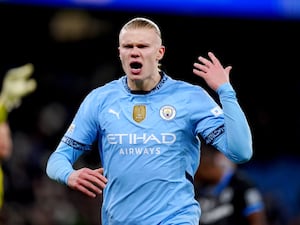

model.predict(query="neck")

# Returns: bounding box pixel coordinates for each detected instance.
[128,72,162,91]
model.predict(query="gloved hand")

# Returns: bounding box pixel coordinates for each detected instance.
[0,63,37,123]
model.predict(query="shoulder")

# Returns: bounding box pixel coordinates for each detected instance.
[77,77,125,109]
[87,77,124,97]
[164,73,206,94]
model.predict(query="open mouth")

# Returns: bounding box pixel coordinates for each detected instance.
[129,62,143,75]
[130,62,142,69]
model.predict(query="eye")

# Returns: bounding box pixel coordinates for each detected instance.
[123,44,133,49]
[137,44,147,49]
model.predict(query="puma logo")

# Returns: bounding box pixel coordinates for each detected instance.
[108,108,120,119]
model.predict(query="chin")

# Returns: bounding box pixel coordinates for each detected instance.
[128,74,142,80]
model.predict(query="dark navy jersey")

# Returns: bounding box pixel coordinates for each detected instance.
[195,170,265,225]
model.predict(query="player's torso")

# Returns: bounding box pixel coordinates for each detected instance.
[99,87,201,224]
[99,90,195,174]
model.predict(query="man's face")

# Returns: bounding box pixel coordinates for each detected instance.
[118,28,165,82]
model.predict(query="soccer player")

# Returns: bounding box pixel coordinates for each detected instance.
[0,63,37,209]
[46,17,253,225]
[194,144,268,225]
[0,121,12,209]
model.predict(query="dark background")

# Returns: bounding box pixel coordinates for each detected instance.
[1,3,300,160]
[0,2,300,225]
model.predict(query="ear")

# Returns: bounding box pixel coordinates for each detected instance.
[157,45,165,61]
[118,46,121,58]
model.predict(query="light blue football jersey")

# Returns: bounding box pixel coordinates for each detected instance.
[47,73,252,225]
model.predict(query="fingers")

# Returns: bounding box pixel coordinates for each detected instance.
[197,55,213,69]
[23,79,37,94]
[68,167,108,198]
[193,52,220,72]
[10,63,37,94]
[192,55,211,78]
[207,52,222,67]
[1,63,37,111]
[6,63,34,80]
[76,179,100,198]
[94,168,108,183]
[193,52,231,91]
[225,65,232,74]
[87,168,108,190]
[193,62,207,76]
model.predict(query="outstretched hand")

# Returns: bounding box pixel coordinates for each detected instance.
[67,167,107,198]
[0,63,37,112]
[193,52,232,91]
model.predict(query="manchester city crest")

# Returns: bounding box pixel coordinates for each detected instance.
[160,105,176,120]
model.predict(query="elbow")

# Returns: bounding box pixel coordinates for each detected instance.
[233,151,252,164]
[228,143,253,164]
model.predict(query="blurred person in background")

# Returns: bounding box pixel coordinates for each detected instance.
[46,17,253,225]
[0,122,12,210]
[0,63,36,210]
[194,144,268,225]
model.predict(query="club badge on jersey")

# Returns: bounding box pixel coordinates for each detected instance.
[160,105,176,121]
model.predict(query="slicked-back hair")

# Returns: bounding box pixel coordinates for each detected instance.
[120,17,162,41]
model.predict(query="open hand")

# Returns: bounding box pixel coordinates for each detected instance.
[0,63,37,111]
[193,52,232,91]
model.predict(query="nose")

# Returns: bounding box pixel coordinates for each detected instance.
[130,47,140,57]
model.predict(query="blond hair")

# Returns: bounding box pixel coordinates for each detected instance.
[120,17,162,41]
